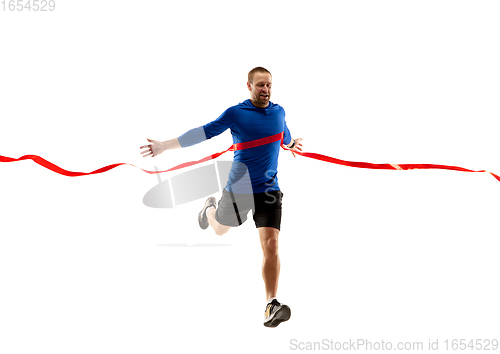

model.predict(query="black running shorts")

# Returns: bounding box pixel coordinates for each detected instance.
[214,189,284,230]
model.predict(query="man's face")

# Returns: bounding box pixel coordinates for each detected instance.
[247,72,272,108]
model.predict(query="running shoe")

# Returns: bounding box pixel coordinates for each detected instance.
[263,299,291,327]
[198,197,216,230]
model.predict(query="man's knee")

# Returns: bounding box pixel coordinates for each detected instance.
[263,235,279,256]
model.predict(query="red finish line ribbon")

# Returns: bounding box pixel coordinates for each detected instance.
[1,131,499,182]
[0,150,231,177]
[279,146,500,182]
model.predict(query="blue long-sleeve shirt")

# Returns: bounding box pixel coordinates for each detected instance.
[178,99,292,193]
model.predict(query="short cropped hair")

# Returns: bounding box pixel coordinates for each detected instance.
[248,67,272,84]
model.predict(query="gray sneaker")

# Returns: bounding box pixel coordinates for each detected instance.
[198,197,216,230]
[263,299,291,327]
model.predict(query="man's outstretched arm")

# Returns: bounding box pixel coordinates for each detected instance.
[140,137,181,158]
[140,126,208,158]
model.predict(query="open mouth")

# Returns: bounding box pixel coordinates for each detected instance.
[260,95,269,99]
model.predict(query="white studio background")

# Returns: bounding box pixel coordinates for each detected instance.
[1,1,499,353]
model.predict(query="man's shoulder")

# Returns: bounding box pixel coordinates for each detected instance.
[217,103,241,118]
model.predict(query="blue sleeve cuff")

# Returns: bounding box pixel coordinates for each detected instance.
[177,126,207,148]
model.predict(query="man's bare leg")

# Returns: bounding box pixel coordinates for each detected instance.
[206,207,231,236]
[259,227,280,301]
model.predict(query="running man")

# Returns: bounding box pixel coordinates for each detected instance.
[140,67,302,327]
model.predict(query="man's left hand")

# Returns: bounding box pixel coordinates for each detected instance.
[287,138,303,158]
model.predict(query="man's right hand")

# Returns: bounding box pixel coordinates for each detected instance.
[140,138,166,158]
[140,138,181,157]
